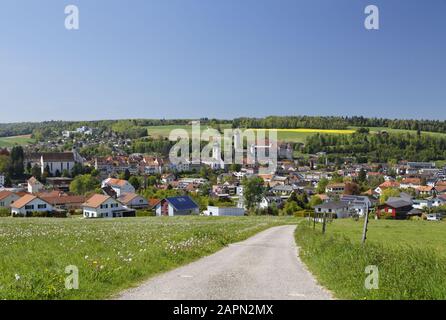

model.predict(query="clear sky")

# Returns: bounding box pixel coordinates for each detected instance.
[0,0,445,122]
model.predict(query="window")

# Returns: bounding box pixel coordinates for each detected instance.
[38,204,47,209]
[0,202,4,207]
[25,205,34,210]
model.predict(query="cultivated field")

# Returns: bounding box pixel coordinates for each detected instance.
[295,219,446,300]
[146,124,446,144]
[0,135,34,147]
[0,216,298,300]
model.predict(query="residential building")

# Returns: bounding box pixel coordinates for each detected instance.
[82,194,135,218]
[117,193,150,209]
[27,177,44,194]
[101,178,135,197]
[39,194,86,211]
[314,201,350,219]
[154,196,199,216]
[340,195,372,216]
[325,183,346,195]
[0,191,20,209]
[259,196,283,210]
[11,194,54,217]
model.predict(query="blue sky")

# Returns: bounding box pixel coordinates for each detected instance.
[0,0,445,122]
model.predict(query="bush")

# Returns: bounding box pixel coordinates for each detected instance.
[0,208,11,217]
[136,210,155,217]
[18,211,68,218]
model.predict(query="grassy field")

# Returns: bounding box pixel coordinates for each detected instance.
[295,219,446,300]
[146,124,446,144]
[0,135,34,147]
[0,216,298,300]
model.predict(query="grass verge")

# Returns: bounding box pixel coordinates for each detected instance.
[295,223,446,300]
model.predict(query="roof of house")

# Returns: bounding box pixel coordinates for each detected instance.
[384,199,413,209]
[117,192,141,204]
[378,181,401,189]
[401,178,421,185]
[11,194,50,209]
[0,190,18,201]
[104,178,129,187]
[40,194,86,205]
[28,177,42,185]
[83,194,113,208]
[41,153,75,162]
[164,196,198,210]
[315,201,349,210]
[148,198,160,208]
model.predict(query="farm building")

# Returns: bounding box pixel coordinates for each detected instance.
[203,206,245,217]
[155,196,199,216]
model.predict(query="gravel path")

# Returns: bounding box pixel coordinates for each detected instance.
[117,225,332,300]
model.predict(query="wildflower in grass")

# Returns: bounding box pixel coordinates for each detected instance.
[14,274,20,281]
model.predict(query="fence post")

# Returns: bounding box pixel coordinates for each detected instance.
[322,212,327,234]
[362,209,369,244]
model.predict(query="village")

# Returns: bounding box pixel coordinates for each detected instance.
[1,124,446,222]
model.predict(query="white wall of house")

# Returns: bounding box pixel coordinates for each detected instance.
[11,198,53,216]
[83,198,124,218]
[28,182,43,194]
[0,194,20,209]
[41,160,75,176]
[124,195,149,208]
[204,206,245,216]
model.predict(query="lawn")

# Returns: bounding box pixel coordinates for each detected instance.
[0,216,298,300]
[0,135,34,147]
[295,219,446,299]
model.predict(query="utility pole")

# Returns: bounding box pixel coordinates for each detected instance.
[362,204,370,244]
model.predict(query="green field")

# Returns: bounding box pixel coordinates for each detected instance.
[0,216,298,300]
[0,135,34,147]
[295,219,446,299]
[146,125,446,144]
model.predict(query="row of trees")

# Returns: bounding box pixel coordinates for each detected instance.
[231,116,446,134]
[305,131,446,162]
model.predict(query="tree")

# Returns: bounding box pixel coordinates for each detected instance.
[316,178,329,194]
[124,169,131,181]
[0,155,11,175]
[284,201,301,216]
[358,169,367,184]
[69,174,100,195]
[9,146,24,178]
[344,182,360,195]
[309,195,323,208]
[380,188,400,204]
[128,176,141,191]
[199,183,211,196]
[242,176,264,210]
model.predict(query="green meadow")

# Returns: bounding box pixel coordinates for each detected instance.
[0,216,298,300]
[0,135,35,148]
[295,219,446,300]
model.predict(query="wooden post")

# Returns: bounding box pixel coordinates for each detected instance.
[322,212,327,234]
[313,212,316,230]
[362,208,370,244]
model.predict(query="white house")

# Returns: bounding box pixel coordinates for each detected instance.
[117,192,149,209]
[27,177,44,194]
[259,196,283,210]
[11,194,53,216]
[203,206,245,217]
[0,190,20,209]
[155,196,199,216]
[101,178,135,197]
[82,194,135,218]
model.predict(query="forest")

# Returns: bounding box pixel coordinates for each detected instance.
[304,131,446,162]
